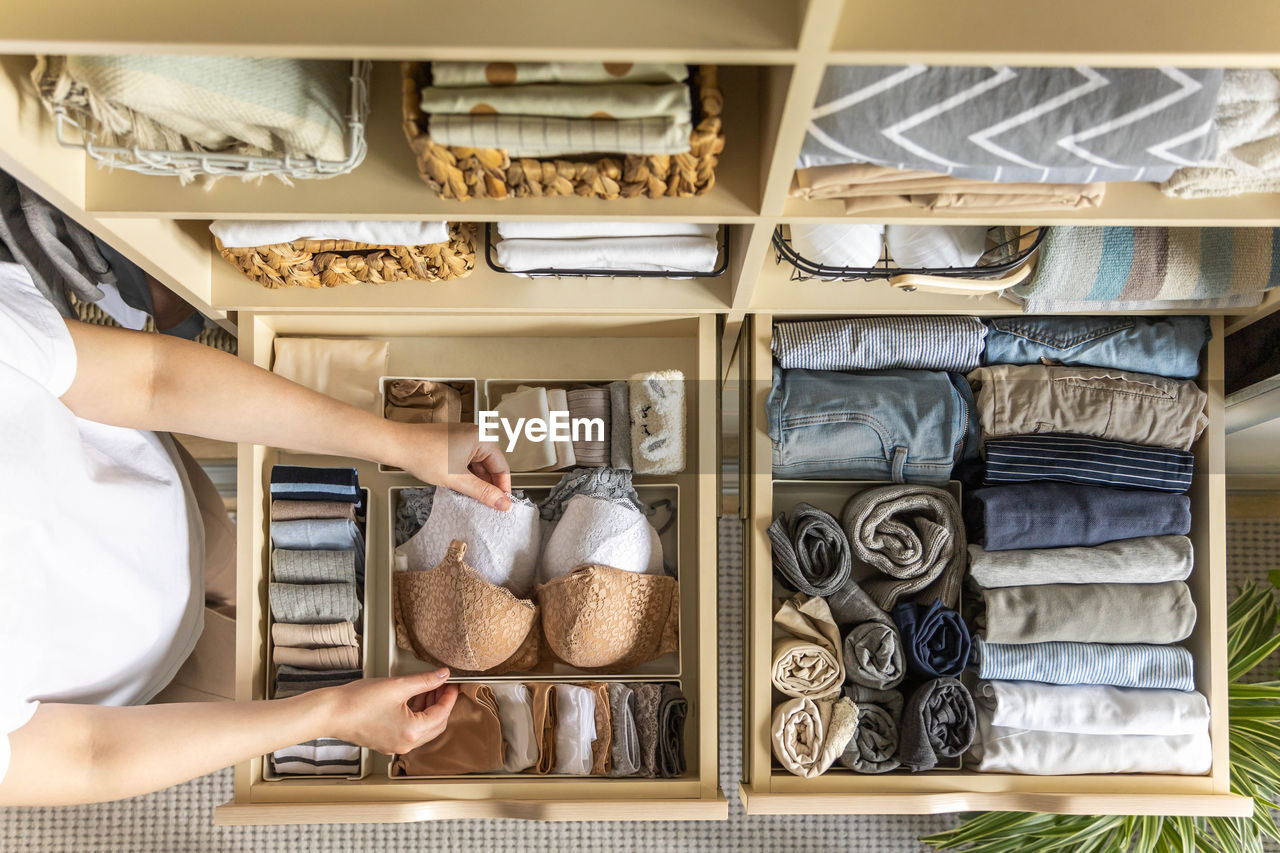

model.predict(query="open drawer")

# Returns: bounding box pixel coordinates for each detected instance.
[740,313,1251,817]
[218,311,726,825]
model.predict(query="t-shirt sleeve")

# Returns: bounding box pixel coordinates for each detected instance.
[0,262,77,397]
[0,700,39,785]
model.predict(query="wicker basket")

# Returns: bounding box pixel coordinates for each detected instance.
[216,223,476,289]
[401,63,725,201]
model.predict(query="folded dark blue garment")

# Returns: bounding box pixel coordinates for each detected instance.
[965,482,1192,551]
[271,465,361,504]
[984,434,1193,493]
[893,600,970,680]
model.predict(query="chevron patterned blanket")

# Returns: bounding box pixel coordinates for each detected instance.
[799,65,1224,184]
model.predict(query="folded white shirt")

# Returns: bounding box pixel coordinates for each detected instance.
[976,680,1210,736]
[211,220,450,248]
[494,236,719,273]
[553,684,597,775]
[496,222,718,240]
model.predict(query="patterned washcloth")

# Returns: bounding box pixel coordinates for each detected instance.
[420,83,691,120]
[1013,227,1280,308]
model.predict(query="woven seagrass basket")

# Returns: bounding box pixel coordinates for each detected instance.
[401,63,725,201]
[216,223,476,289]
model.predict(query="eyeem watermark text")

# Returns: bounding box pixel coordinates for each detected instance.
[477,410,606,452]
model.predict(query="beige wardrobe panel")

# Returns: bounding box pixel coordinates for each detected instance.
[739,313,1250,818]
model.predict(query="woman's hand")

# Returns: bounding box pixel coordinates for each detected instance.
[385,422,513,511]
[320,669,459,756]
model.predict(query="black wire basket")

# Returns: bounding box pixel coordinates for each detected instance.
[485,222,730,279]
[773,225,1045,288]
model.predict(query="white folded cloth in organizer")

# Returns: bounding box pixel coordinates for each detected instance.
[553,684,597,775]
[546,387,577,470]
[539,494,663,583]
[494,236,719,273]
[394,486,541,598]
[885,224,987,269]
[496,386,557,472]
[974,680,1211,736]
[209,220,450,248]
[788,223,884,270]
[971,711,1213,775]
[490,682,539,773]
[495,222,718,240]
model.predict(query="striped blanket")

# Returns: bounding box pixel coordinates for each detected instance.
[1014,226,1280,309]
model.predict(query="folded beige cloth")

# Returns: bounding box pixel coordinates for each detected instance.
[384,379,467,424]
[420,83,691,120]
[271,621,359,648]
[272,338,389,416]
[771,593,845,699]
[272,644,361,670]
[793,162,1105,215]
[771,696,857,778]
[429,61,689,87]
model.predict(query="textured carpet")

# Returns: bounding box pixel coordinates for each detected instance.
[2,517,1276,852]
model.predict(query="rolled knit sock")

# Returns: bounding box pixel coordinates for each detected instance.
[609,380,633,470]
[272,549,356,584]
[269,582,360,624]
[566,387,611,467]
[272,644,361,670]
[630,370,685,475]
[271,621,359,648]
[270,500,356,522]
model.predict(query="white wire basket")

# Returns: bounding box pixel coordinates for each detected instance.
[50,59,371,180]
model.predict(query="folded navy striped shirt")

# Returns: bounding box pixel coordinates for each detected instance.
[270,465,361,503]
[984,434,1193,493]
[772,316,987,373]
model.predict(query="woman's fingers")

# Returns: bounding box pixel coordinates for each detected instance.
[446,471,511,511]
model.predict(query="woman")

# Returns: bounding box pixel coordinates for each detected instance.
[0,261,512,805]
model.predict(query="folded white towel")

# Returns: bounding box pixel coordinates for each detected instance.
[496,222,718,240]
[490,683,539,773]
[789,223,884,270]
[540,494,662,583]
[494,236,719,273]
[554,684,597,775]
[210,220,450,248]
[396,486,541,598]
[972,711,1213,775]
[885,225,987,269]
[975,680,1210,736]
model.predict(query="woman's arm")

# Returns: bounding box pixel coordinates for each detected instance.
[0,672,458,806]
[57,320,511,508]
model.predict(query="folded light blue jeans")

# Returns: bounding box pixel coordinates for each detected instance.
[983,316,1210,379]
[768,365,978,484]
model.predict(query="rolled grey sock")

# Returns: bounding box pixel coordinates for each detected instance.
[839,701,902,774]
[896,677,976,772]
[768,502,851,597]
[269,582,361,624]
[272,549,356,584]
[606,683,641,777]
[609,380,632,470]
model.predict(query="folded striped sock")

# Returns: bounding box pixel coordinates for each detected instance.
[270,465,361,504]
[271,738,362,776]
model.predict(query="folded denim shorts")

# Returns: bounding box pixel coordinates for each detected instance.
[768,365,978,484]
[983,316,1210,379]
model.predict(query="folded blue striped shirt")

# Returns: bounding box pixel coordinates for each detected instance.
[270,464,361,503]
[977,638,1195,691]
[773,316,987,373]
[984,434,1193,493]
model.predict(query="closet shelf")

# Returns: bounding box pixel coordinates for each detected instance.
[782,183,1280,226]
[831,0,1280,67]
[83,62,763,221]
[210,249,734,313]
[0,0,802,62]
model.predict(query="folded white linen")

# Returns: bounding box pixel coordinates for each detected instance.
[497,386,557,472]
[789,223,884,270]
[971,711,1212,775]
[975,680,1210,736]
[885,224,987,269]
[210,220,450,248]
[494,236,719,273]
[490,682,539,773]
[553,684,597,775]
[496,222,718,240]
[539,494,662,583]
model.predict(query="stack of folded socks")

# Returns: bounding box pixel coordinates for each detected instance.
[267,464,366,777]
[793,65,1223,215]
[496,372,684,475]
[390,680,688,779]
[964,315,1213,776]
[768,484,977,776]
[493,222,720,275]
[421,61,694,157]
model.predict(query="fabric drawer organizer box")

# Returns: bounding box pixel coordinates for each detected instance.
[213,222,477,289]
[740,312,1248,818]
[401,62,725,200]
[220,311,724,825]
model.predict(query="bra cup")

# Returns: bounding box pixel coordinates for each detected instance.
[393,539,539,674]
[540,495,656,583]
[537,564,679,672]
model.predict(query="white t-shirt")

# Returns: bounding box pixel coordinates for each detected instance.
[0,263,202,784]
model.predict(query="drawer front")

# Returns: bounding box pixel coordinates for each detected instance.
[222,312,726,825]
[742,313,1251,818]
